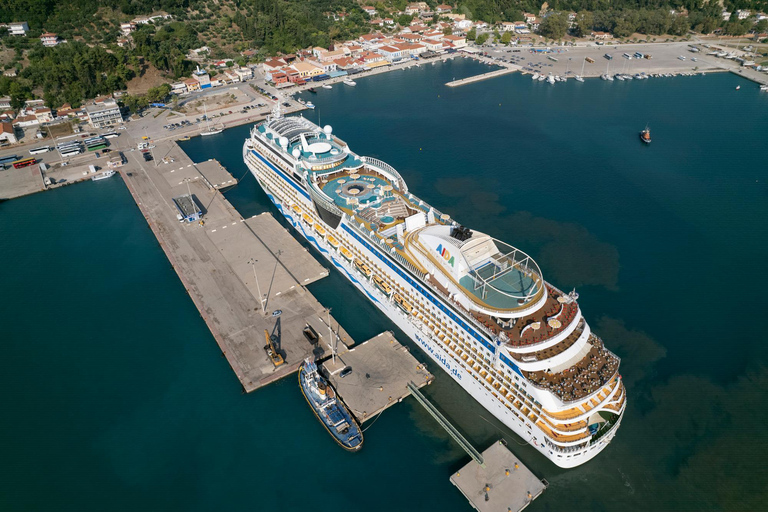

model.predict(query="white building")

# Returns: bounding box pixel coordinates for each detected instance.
[85,100,122,128]
[40,33,60,47]
[0,122,17,144]
[9,22,29,36]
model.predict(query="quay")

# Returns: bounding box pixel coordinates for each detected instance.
[322,332,433,423]
[119,137,358,392]
[446,65,520,88]
[450,440,548,512]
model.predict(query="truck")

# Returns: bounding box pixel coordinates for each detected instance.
[303,324,319,345]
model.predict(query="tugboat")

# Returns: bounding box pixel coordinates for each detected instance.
[639,126,651,144]
[299,359,363,451]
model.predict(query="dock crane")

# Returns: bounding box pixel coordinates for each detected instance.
[264,329,285,367]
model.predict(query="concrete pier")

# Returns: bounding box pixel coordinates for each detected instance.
[450,441,547,512]
[119,138,356,392]
[445,66,520,87]
[322,332,433,423]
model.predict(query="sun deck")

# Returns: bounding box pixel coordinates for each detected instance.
[525,335,620,402]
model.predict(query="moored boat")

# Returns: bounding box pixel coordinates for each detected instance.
[314,223,326,238]
[343,79,356,87]
[305,102,316,110]
[244,104,627,469]
[92,170,115,181]
[299,359,363,451]
[327,235,340,249]
[302,213,313,225]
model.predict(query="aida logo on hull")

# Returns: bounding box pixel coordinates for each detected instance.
[435,244,455,267]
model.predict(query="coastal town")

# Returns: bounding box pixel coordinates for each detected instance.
[2,3,768,153]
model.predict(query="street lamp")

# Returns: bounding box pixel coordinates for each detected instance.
[247,258,266,314]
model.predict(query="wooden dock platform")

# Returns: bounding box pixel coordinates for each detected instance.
[450,440,547,512]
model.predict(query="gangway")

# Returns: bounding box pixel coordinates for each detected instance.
[406,382,484,466]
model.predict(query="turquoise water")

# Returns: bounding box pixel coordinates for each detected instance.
[3,58,767,510]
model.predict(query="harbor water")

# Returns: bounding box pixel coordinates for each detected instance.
[2,58,767,511]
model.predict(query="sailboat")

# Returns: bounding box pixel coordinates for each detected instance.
[575,58,586,82]
[200,102,222,136]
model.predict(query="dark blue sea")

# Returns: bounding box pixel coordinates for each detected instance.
[2,58,767,511]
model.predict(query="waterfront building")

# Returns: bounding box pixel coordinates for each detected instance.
[0,122,18,144]
[442,34,467,48]
[362,6,377,16]
[436,4,453,14]
[85,100,122,128]
[0,97,11,111]
[243,109,626,468]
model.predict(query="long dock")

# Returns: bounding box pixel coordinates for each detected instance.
[119,138,355,392]
[445,66,519,87]
[450,440,548,512]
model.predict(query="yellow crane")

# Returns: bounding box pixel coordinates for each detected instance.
[264,329,285,367]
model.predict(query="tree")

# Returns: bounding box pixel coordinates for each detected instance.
[501,31,512,44]
[476,33,489,45]
[756,19,768,33]
[443,26,452,35]
[574,12,594,38]
[538,13,568,40]
[467,28,477,41]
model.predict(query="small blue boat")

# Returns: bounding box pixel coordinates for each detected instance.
[299,359,363,451]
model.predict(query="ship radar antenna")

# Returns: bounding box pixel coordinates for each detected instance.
[269,98,283,121]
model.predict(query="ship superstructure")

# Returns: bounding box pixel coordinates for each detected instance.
[243,106,626,468]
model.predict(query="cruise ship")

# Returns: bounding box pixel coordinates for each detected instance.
[243,106,626,468]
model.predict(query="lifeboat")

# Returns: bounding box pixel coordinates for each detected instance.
[354,259,372,278]
[340,246,353,262]
[314,223,326,238]
[393,293,413,314]
[291,204,301,215]
[327,235,340,249]
[302,213,313,225]
[372,275,392,297]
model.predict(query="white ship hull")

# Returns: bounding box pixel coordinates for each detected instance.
[243,142,624,468]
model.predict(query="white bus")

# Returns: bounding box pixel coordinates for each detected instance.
[60,148,82,157]
[29,146,51,155]
[102,132,119,139]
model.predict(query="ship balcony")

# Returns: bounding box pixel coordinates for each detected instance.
[525,335,621,405]
[540,374,623,422]
[535,420,591,445]
[506,319,587,368]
